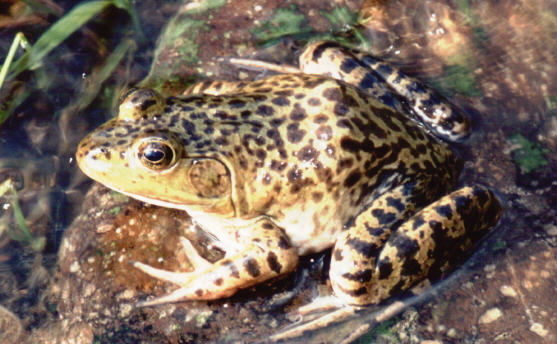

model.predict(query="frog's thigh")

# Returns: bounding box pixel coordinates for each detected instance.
[330,186,502,306]
[134,219,298,304]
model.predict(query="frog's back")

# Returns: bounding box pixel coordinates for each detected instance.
[192,73,460,223]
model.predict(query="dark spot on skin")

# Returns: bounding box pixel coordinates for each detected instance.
[139,98,157,111]
[278,237,291,250]
[181,119,196,134]
[270,117,286,127]
[266,129,284,146]
[345,237,379,259]
[307,97,321,106]
[262,173,272,185]
[272,96,290,106]
[270,160,287,172]
[244,258,261,278]
[376,63,394,76]
[336,118,353,129]
[195,289,204,297]
[214,278,223,286]
[312,191,323,202]
[401,257,423,277]
[313,114,329,123]
[310,41,341,61]
[357,73,379,90]
[215,136,228,145]
[340,57,360,73]
[342,269,372,282]
[289,104,307,121]
[343,286,368,297]
[386,197,406,213]
[455,195,472,211]
[298,145,318,161]
[390,235,420,259]
[255,149,267,161]
[256,104,275,117]
[371,209,397,226]
[344,170,362,187]
[434,204,453,220]
[191,112,208,120]
[315,125,333,141]
[262,222,273,230]
[266,252,282,274]
[238,155,248,170]
[322,87,343,102]
[378,257,393,279]
[315,166,333,183]
[340,137,362,153]
[275,90,293,97]
[228,99,246,108]
[338,158,354,172]
[287,123,306,143]
[365,226,386,238]
[333,102,349,116]
[287,167,302,182]
[415,143,427,155]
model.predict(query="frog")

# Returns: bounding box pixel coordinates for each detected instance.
[75,41,502,331]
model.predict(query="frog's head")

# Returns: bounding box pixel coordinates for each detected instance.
[76,89,235,216]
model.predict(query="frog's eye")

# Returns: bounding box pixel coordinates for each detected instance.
[137,140,176,170]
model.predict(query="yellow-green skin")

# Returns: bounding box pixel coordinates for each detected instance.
[76,41,502,307]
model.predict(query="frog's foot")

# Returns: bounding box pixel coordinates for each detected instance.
[131,237,215,307]
[271,304,359,341]
[132,219,299,307]
[270,297,413,342]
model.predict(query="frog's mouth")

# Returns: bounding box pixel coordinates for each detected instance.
[112,187,193,212]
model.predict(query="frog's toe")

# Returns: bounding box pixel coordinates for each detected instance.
[134,287,197,308]
[131,260,194,285]
[178,236,212,270]
[271,305,358,341]
[294,295,344,315]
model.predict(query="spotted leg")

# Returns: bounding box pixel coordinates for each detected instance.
[132,218,298,307]
[272,186,502,340]
[298,41,470,142]
[331,185,502,306]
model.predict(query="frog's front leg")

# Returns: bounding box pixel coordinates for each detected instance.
[331,185,503,306]
[132,218,299,307]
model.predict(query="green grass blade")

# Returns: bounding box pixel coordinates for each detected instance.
[0,33,26,90]
[9,0,112,78]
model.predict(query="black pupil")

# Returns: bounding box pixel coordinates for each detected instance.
[143,143,170,163]
[145,148,164,162]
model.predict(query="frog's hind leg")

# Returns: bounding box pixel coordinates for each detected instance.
[299,41,470,142]
[272,186,502,341]
[331,185,502,307]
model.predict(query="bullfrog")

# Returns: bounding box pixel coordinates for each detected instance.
[76,41,502,320]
